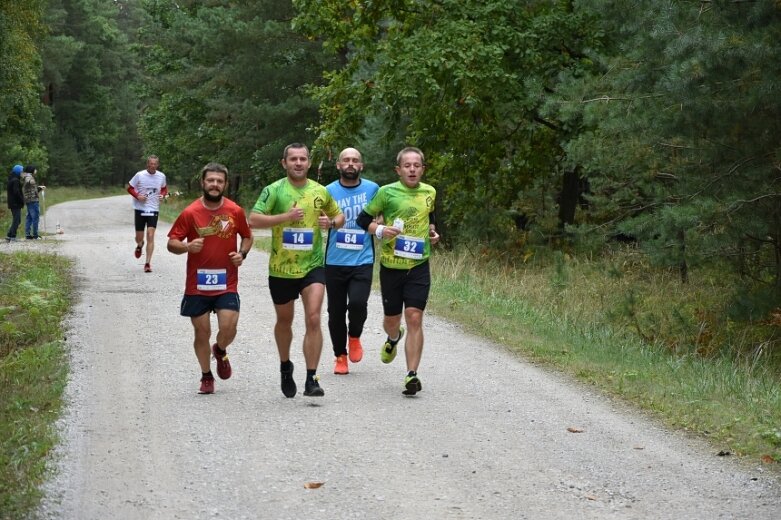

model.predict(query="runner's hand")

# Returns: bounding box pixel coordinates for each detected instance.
[188,237,205,253]
[228,251,244,266]
[288,201,304,222]
[429,228,440,245]
[380,225,401,239]
[318,210,331,230]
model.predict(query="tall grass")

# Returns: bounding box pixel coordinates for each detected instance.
[0,252,72,516]
[428,245,781,463]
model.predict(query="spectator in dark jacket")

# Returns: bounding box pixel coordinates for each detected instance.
[6,164,25,242]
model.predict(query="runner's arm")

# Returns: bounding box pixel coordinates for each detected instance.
[249,203,305,228]
[323,212,345,230]
[249,211,285,229]
[356,210,374,232]
[238,235,253,258]
[167,238,188,255]
[429,212,439,245]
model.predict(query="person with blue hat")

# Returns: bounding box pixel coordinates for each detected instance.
[6,164,25,242]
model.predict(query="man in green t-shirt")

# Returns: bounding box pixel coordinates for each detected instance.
[356,146,440,395]
[249,143,344,398]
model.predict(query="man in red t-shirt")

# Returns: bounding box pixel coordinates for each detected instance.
[167,163,253,394]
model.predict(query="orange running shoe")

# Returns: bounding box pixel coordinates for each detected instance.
[334,354,349,374]
[348,336,363,363]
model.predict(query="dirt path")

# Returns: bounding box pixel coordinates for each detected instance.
[32,196,780,519]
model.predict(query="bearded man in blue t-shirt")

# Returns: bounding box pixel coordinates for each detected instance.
[324,147,380,375]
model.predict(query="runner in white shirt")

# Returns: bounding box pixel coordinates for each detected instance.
[127,155,168,272]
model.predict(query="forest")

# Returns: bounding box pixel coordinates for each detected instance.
[2,0,780,328]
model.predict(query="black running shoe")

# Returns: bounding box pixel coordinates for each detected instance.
[402,374,422,396]
[303,376,324,397]
[281,362,296,398]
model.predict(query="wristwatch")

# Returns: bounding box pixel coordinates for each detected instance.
[240,250,248,259]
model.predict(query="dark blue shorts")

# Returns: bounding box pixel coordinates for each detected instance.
[180,292,240,317]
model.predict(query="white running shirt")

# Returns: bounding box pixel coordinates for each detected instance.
[128,169,167,213]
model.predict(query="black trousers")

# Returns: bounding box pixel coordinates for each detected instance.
[6,207,21,238]
[325,264,373,356]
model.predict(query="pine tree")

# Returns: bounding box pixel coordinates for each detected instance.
[137,0,336,197]
[0,0,49,170]
[560,0,781,301]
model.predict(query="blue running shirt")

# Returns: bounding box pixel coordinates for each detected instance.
[325,178,380,266]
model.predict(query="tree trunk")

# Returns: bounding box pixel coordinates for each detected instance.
[774,233,781,294]
[679,229,688,284]
[557,169,580,227]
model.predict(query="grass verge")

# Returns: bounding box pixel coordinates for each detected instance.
[0,251,72,517]
[428,247,781,464]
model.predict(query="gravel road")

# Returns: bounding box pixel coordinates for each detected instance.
[28,196,780,519]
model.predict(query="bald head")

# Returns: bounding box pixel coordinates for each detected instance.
[336,147,363,183]
[339,147,362,162]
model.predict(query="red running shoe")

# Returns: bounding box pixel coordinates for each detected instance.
[144,263,152,273]
[348,336,363,363]
[334,354,348,375]
[134,243,143,258]
[199,375,215,394]
[212,343,232,380]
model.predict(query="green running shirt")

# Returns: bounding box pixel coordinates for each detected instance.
[363,181,436,270]
[252,177,341,279]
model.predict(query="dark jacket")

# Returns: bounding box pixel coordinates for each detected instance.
[6,173,24,209]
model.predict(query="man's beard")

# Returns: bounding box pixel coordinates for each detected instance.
[203,189,223,202]
[340,168,359,181]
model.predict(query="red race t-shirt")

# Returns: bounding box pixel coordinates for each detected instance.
[168,197,252,296]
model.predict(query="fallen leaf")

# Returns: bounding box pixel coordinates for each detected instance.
[717,450,731,457]
[585,495,598,501]
[304,481,325,489]
[760,455,776,464]
[567,427,585,433]
[633,445,645,450]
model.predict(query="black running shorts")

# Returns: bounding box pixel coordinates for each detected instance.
[134,210,160,231]
[379,261,430,315]
[268,267,326,305]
